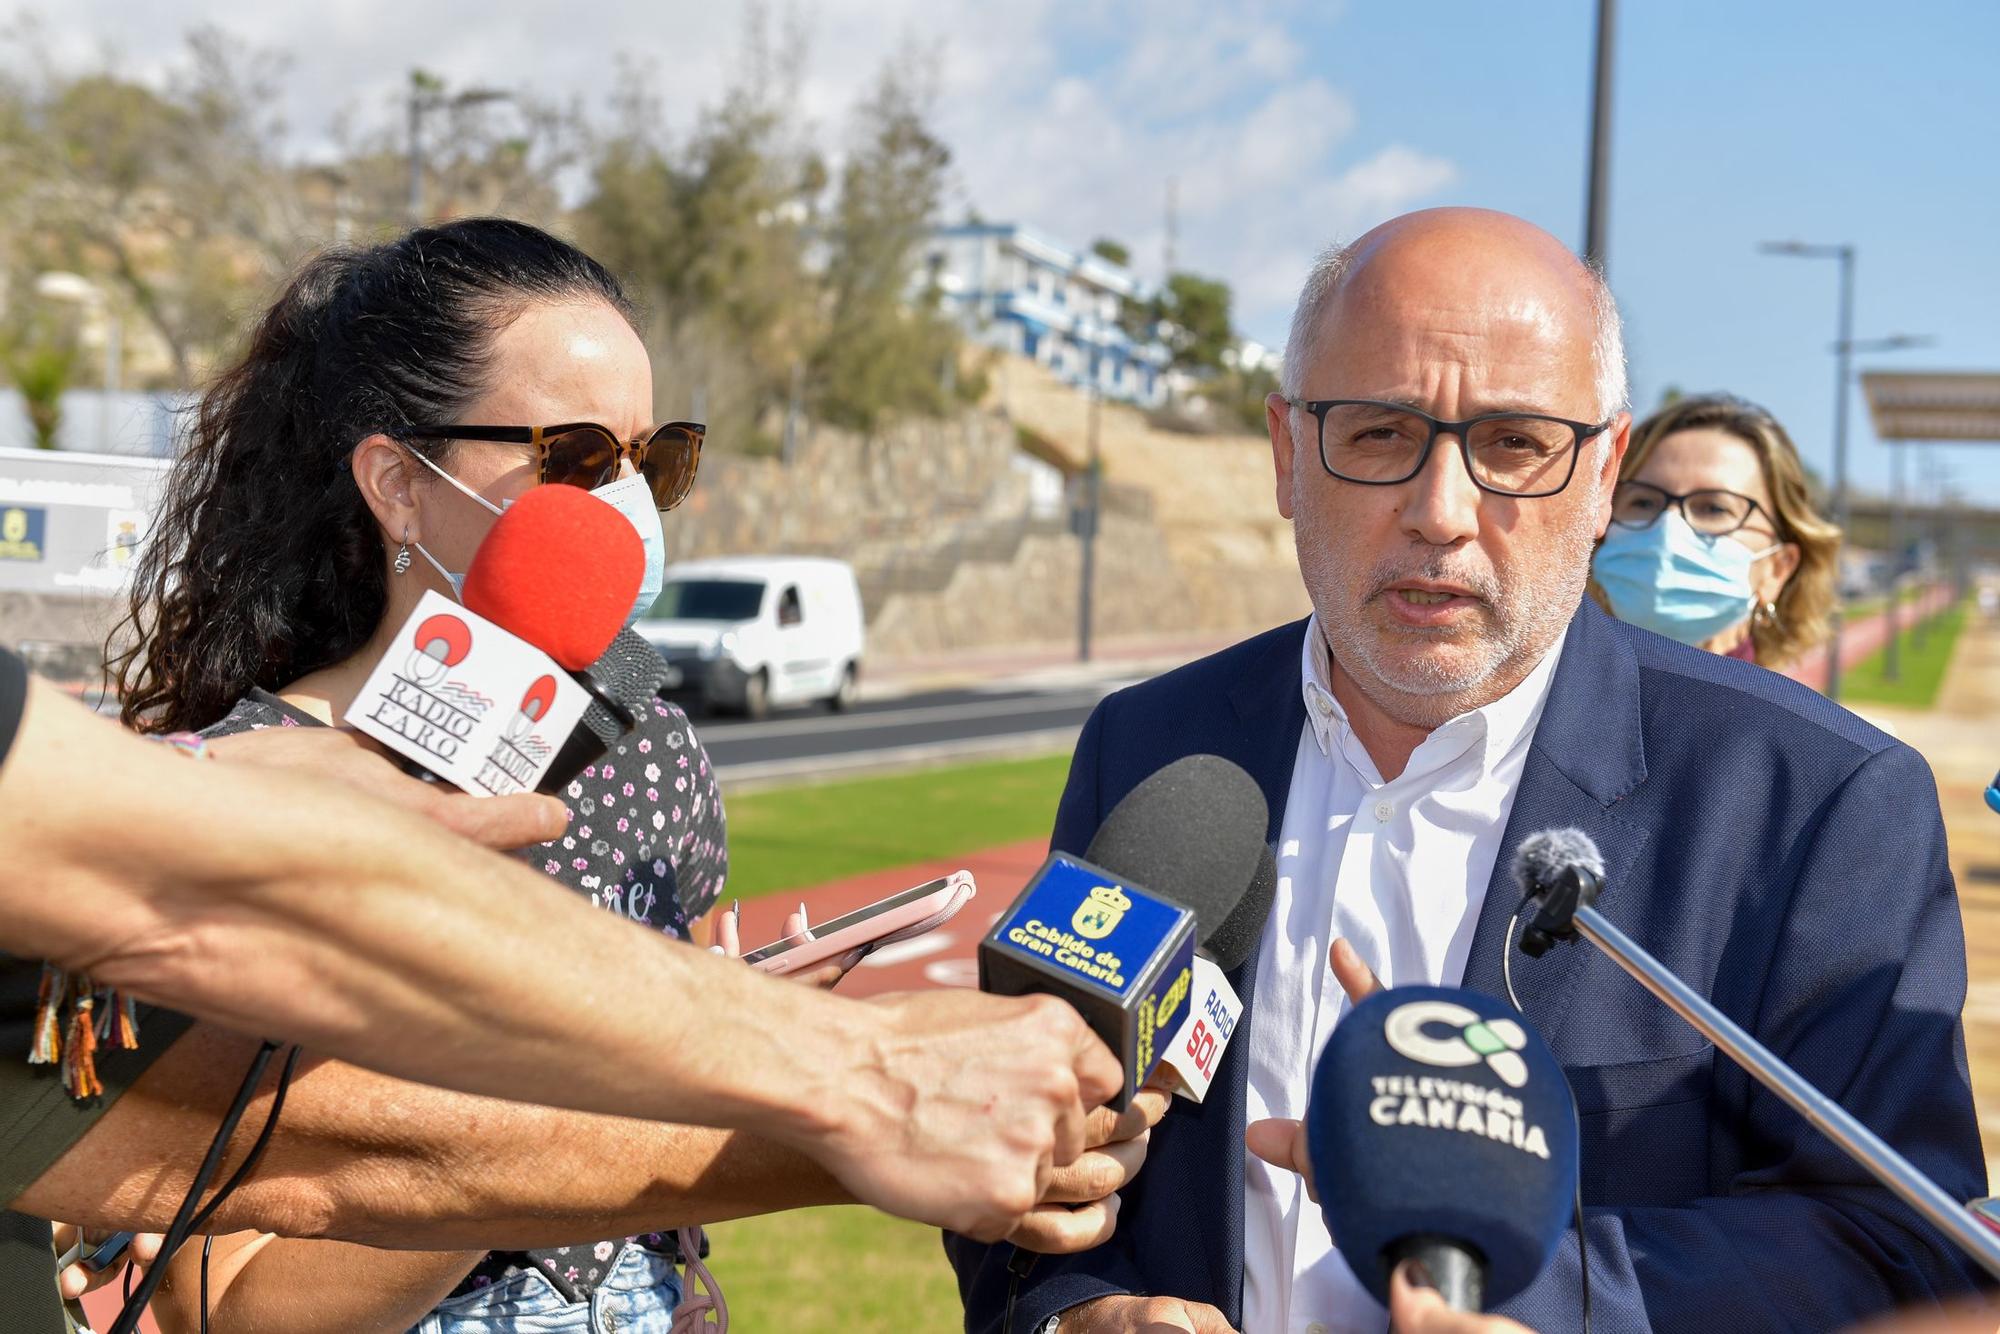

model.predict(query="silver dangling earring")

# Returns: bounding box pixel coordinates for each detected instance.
[393,527,412,577]
[1752,599,1780,628]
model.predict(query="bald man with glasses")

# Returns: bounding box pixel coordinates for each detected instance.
[948,208,1983,1334]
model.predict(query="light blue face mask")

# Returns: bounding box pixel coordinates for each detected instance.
[1592,510,1780,646]
[588,471,667,622]
[406,449,666,624]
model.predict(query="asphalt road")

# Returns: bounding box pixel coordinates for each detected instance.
[693,683,1120,783]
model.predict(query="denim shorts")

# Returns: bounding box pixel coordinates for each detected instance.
[408,1245,683,1334]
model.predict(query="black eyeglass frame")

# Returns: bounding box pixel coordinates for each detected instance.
[401,420,706,512]
[1282,397,1613,498]
[1608,479,1774,538]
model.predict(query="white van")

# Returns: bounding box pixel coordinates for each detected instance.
[635,557,866,719]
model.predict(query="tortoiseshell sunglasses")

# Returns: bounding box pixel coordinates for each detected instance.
[402,420,705,511]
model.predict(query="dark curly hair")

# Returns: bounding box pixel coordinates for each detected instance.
[112,218,637,733]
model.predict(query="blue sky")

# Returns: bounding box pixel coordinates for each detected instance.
[13,0,1999,503]
[1299,0,2000,507]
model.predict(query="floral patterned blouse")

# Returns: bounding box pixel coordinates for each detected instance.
[204,688,728,1302]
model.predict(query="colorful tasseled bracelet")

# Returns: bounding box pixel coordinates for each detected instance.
[29,728,214,1099]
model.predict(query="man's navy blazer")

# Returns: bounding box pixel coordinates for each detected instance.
[949,602,1986,1332]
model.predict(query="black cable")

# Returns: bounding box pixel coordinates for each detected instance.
[1574,1182,1592,1334]
[191,1056,298,1334]
[105,1041,294,1334]
[188,1046,301,1236]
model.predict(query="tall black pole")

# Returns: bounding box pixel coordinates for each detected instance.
[1884,441,1904,682]
[1582,0,1617,271]
[1825,246,1856,701]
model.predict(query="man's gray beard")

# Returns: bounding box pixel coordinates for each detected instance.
[1293,505,1598,730]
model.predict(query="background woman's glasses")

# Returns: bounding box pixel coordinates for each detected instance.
[1610,480,1768,537]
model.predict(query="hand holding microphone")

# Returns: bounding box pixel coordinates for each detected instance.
[979,754,1274,1110]
[202,724,567,849]
[1247,938,1578,1316]
[806,985,1123,1244]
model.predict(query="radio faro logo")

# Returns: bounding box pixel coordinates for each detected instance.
[1383,999,1531,1089]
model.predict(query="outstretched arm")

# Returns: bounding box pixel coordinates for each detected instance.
[1,670,1121,1242]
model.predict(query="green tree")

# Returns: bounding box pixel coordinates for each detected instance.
[806,54,966,434]
[0,297,81,449]
[1155,272,1234,377]
[0,27,300,386]
[578,11,819,451]
[1089,237,1131,268]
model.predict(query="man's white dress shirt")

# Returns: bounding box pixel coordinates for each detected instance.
[1239,615,1563,1334]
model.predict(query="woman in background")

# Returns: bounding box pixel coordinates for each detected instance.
[1592,393,1839,669]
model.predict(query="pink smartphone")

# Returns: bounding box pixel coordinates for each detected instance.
[743,870,976,976]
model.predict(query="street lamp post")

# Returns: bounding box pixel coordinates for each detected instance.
[1759,240,1855,699]
[1760,243,1928,700]
[1837,336,1932,686]
[407,71,514,222]
[1582,0,1617,272]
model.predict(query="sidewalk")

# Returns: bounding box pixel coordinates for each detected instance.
[860,630,1239,699]
[1852,604,2000,1187]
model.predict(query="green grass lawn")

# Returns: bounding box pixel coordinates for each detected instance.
[721,752,1074,900]
[1843,602,1969,708]
[703,1206,964,1332]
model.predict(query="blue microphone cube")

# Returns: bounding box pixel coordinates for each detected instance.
[979,852,1197,1111]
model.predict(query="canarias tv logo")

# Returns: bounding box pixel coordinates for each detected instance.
[1383,1000,1531,1089]
[1071,884,1131,940]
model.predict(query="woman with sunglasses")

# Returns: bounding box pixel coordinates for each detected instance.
[113,218,746,1333]
[1591,393,1840,668]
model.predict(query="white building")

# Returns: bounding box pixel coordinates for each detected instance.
[920,223,1172,408]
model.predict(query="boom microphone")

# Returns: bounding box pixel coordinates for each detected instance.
[1307,986,1580,1311]
[979,754,1271,1109]
[1510,825,2000,1282]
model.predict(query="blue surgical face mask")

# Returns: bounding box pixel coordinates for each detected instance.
[404,448,665,624]
[589,471,667,623]
[1592,510,1780,646]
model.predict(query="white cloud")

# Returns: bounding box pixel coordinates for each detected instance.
[2,0,1455,343]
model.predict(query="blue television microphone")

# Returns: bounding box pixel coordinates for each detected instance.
[979,754,1269,1110]
[1307,986,1579,1312]
[1986,772,2000,815]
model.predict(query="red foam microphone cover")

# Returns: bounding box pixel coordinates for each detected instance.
[462,486,643,671]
